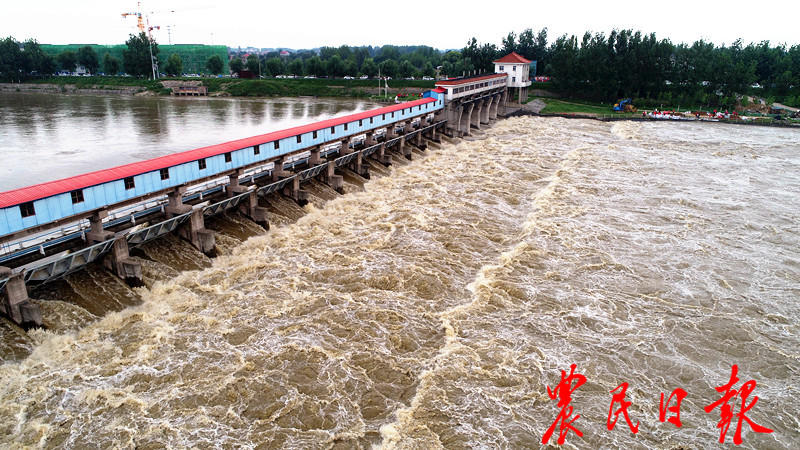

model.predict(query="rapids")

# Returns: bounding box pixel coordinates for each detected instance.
[0,117,798,448]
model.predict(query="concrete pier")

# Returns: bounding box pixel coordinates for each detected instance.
[323,161,344,194]
[166,186,193,217]
[0,267,41,327]
[178,209,216,256]
[229,171,269,229]
[166,186,215,255]
[85,211,143,286]
[372,142,392,166]
[104,237,144,287]
[461,103,475,136]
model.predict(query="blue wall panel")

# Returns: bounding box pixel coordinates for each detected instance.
[1,101,443,238]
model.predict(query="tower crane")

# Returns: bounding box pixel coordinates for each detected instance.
[121,2,145,33]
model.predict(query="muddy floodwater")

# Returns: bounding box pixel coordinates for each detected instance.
[0,108,799,448]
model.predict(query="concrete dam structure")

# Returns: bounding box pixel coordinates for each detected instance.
[0,75,515,328]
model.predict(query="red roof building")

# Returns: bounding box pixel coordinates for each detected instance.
[492,52,531,64]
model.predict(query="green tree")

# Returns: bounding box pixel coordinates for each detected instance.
[288,59,303,76]
[77,46,99,74]
[422,61,435,78]
[502,32,516,55]
[379,59,398,78]
[229,57,243,74]
[103,53,121,75]
[0,37,25,81]
[206,55,223,75]
[343,59,357,76]
[164,53,183,76]
[246,54,260,74]
[22,39,55,76]
[265,57,283,76]
[325,55,344,77]
[122,32,158,78]
[361,58,378,78]
[399,60,414,78]
[306,56,324,77]
[57,51,77,72]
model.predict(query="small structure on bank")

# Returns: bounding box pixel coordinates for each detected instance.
[161,80,208,96]
[493,51,532,103]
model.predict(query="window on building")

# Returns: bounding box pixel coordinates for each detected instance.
[313,130,318,139]
[20,202,35,218]
[499,65,504,70]
[124,177,135,190]
[254,145,260,155]
[512,77,516,83]
[370,117,373,124]
[225,152,232,163]
[382,114,386,120]
[198,158,207,170]
[160,168,170,180]
[344,123,348,130]
[331,126,335,134]
[70,189,84,204]
[359,119,363,126]
[296,135,302,144]
[391,112,394,118]
[513,65,517,71]
[274,140,280,150]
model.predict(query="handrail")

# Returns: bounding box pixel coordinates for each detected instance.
[0,119,447,290]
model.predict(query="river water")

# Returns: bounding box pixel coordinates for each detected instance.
[0,92,382,191]
[0,95,799,448]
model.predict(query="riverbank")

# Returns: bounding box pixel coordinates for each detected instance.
[1,76,435,99]
[518,97,800,128]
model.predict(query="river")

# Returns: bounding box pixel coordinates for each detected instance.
[0,92,382,191]
[0,94,799,448]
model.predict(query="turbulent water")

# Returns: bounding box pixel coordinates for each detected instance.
[1,117,798,448]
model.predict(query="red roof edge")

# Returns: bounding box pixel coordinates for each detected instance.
[0,98,437,208]
[492,51,532,64]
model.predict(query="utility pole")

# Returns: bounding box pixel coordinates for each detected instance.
[148,37,157,80]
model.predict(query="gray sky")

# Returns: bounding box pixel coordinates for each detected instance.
[3,0,798,49]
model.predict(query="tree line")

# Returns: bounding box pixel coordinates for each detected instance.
[474,28,800,108]
[0,34,226,80]
[3,30,798,108]
[228,45,445,80]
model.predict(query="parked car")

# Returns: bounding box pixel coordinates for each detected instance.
[422,76,433,80]
[360,75,369,80]
[343,76,354,80]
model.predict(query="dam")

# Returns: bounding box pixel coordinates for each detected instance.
[0,73,513,327]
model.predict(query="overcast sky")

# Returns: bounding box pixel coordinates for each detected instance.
[3,0,798,50]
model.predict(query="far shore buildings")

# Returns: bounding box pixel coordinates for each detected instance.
[493,51,532,102]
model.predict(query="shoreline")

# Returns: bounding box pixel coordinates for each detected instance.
[508,108,800,129]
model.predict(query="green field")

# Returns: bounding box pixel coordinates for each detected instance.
[535,98,634,115]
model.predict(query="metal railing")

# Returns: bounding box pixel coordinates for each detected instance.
[0,120,447,290]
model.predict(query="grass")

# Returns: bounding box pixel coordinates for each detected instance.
[22,76,435,98]
[211,77,433,97]
[534,97,636,116]
[30,76,161,90]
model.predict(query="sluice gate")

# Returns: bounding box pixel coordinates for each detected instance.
[1,73,517,328]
